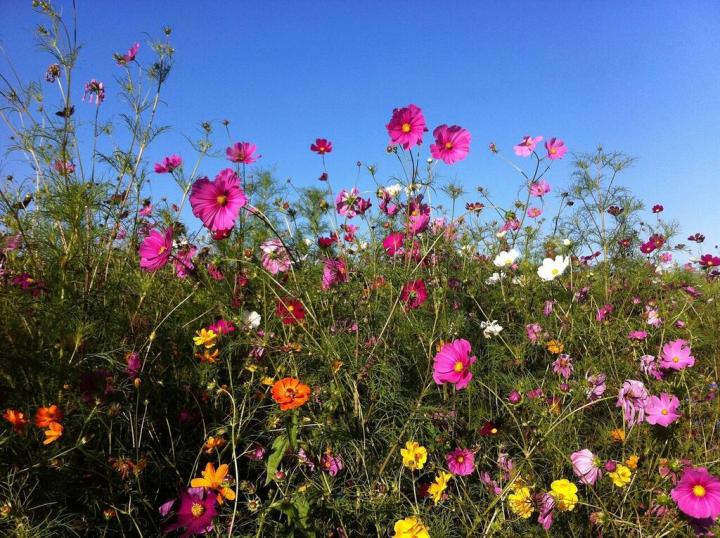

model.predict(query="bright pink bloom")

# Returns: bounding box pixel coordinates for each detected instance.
[116,42,140,65]
[513,135,543,157]
[335,188,371,219]
[527,207,542,218]
[208,319,236,336]
[154,154,182,173]
[260,238,293,275]
[173,245,196,279]
[83,79,105,105]
[596,303,614,322]
[571,449,602,486]
[406,197,430,235]
[529,180,551,197]
[322,258,348,290]
[386,104,427,150]
[138,201,153,217]
[160,487,217,536]
[671,467,720,519]
[430,124,471,164]
[310,138,333,154]
[400,279,428,309]
[644,393,681,427]
[383,232,405,256]
[432,339,476,390]
[138,227,173,272]
[545,138,567,160]
[320,452,344,476]
[628,330,648,341]
[226,142,259,164]
[189,169,247,232]
[552,354,573,379]
[616,379,648,426]
[446,448,474,476]
[660,338,695,371]
[699,254,720,268]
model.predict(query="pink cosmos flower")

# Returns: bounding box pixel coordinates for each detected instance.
[386,104,427,149]
[586,373,607,401]
[138,202,153,217]
[154,155,182,173]
[138,227,173,272]
[529,180,551,197]
[406,197,430,235]
[644,393,681,427]
[54,160,75,175]
[671,467,720,519]
[537,493,555,530]
[526,323,543,343]
[446,448,474,476]
[596,303,614,322]
[383,232,405,256]
[628,330,648,341]
[83,79,105,105]
[545,138,567,160]
[126,352,141,378]
[174,245,197,279]
[571,449,602,486]
[310,138,333,154]
[260,238,293,275]
[616,379,648,426]
[513,135,543,157]
[189,168,247,232]
[160,487,217,536]
[207,263,224,281]
[432,339,477,390]
[208,319,236,336]
[320,452,344,476]
[226,142,259,164]
[244,443,266,461]
[400,279,428,309]
[699,254,720,268]
[640,355,664,380]
[430,124,471,164]
[552,354,573,379]
[527,207,542,218]
[335,188,372,219]
[116,42,140,65]
[322,258,348,290]
[660,338,695,371]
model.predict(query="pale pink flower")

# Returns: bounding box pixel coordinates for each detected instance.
[545,138,567,160]
[322,258,348,290]
[513,135,543,157]
[530,180,551,197]
[260,238,293,275]
[616,379,648,426]
[571,449,602,485]
[644,393,681,427]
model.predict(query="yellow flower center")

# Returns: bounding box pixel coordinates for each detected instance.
[216,194,228,206]
[694,485,707,497]
[672,356,680,363]
[444,142,453,150]
[191,502,205,517]
[661,408,668,415]
[551,268,559,275]
[287,305,294,312]
[453,361,464,373]
[456,455,464,463]
[158,246,167,254]
[550,147,557,154]
[491,427,498,434]
[401,122,412,133]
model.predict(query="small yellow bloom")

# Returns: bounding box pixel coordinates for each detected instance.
[193,328,217,349]
[608,464,632,488]
[546,340,564,354]
[610,428,626,443]
[190,462,236,504]
[507,485,534,519]
[625,455,639,470]
[400,441,428,471]
[260,376,275,386]
[550,479,578,511]
[392,516,430,538]
[427,471,453,504]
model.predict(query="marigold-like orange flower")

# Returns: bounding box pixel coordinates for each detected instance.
[271,377,311,411]
[35,405,63,428]
[610,428,626,443]
[3,409,29,432]
[626,454,640,470]
[190,462,236,504]
[546,340,564,354]
[195,349,220,363]
[43,421,64,445]
[204,436,227,454]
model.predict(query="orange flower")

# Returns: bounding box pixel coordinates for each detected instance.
[43,421,64,445]
[546,340,564,354]
[271,377,311,411]
[190,462,236,504]
[610,428,626,443]
[3,409,29,432]
[195,349,220,363]
[204,436,227,454]
[35,405,63,428]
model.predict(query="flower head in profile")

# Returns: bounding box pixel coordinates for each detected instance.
[271,377,311,411]
[400,441,428,471]
[549,479,578,511]
[190,463,236,504]
[660,338,695,371]
[671,467,720,519]
[275,297,305,325]
[446,448,474,476]
[335,188,371,219]
[43,421,64,445]
[513,135,543,157]
[83,79,105,105]
[427,471,453,503]
[400,279,428,310]
[189,169,247,232]
[226,142,259,164]
[430,124,471,164]
[115,42,140,65]
[392,516,430,538]
[160,487,218,536]
[406,197,431,235]
[432,339,477,390]
[383,232,406,256]
[138,227,173,272]
[616,379,648,426]
[386,104,427,150]
[537,255,570,281]
[310,138,333,154]
[154,154,182,174]
[545,138,567,160]
[3,409,29,433]
[644,393,681,427]
[174,245,197,279]
[571,449,602,486]
[260,238,293,275]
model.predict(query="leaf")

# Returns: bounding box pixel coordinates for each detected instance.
[265,434,289,486]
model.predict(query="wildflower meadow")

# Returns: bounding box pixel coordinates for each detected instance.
[2,3,720,537]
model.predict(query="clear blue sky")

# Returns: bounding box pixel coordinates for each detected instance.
[1,1,719,255]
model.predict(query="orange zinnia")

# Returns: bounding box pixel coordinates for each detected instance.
[190,462,236,504]
[35,405,63,428]
[43,421,64,445]
[3,409,29,432]
[271,377,311,411]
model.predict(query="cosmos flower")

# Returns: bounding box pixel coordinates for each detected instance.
[446,448,475,476]
[386,104,427,150]
[160,487,218,536]
[138,227,173,272]
[660,339,695,371]
[400,441,428,471]
[430,124,471,164]
[570,449,602,486]
[537,255,570,281]
[189,169,247,232]
[310,138,333,154]
[226,142,259,164]
[671,467,720,519]
[432,339,477,390]
[400,279,428,309]
[644,393,681,427]
[545,138,567,160]
[154,154,182,174]
[513,135,543,157]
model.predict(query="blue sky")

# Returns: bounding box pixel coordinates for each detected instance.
[1,1,719,255]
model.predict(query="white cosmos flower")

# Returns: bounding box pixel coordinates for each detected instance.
[485,272,504,285]
[481,320,504,338]
[385,183,403,198]
[241,310,261,330]
[537,255,570,281]
[563,239,572,246]
[493,249,519,268]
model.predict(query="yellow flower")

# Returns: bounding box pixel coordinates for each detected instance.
[625,455,639,470]
[193,328,217,349]
[549,479,578,511]
[190,462,236,504]
[608,464,632,488]
[400,441,428,471]
[427,471,453,504]
[610,428,626,443]
[546,340,564,354]
[260,376,275,386]
[507,485,534,519]
[393,516,430,538]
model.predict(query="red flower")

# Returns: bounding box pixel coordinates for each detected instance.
[699,254,720,268]
[276,298,305,325]
[479,421,500,437]
[652,204,664,213]
[310,138,333,155]
[400,279,428,309]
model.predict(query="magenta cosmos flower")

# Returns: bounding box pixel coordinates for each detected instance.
[616,379,648,426]
[570,449,603,486]
[430,124,471,164]
[400,279,428,309]
[139,227,173,272]
[644,393,681,427]
[660,338,695,371]
[446,448,475,476]
[513,135,543,157]
[322,258,348,290]
[386,104,427,150]
[529,179,551,197]
[545,138,567,160]
[174,245,197,279]
[155,154,182,174]
[407,197,430,235]
[552,354,573,380]
[189,169,247,232]
[383,232,405,256]
[116,42,140,65]
[310,138,333,154]
[432,339,477,390]
[226,141,259,164]
[160,487,217,536]
[671,467,720,519]
[335,188,371,219]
